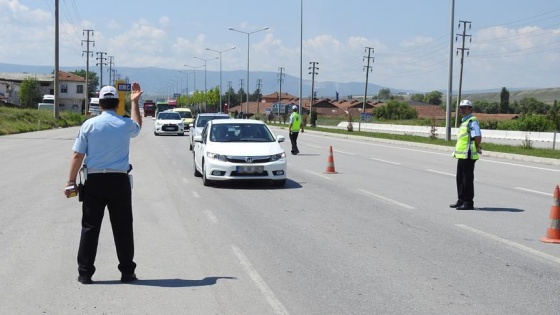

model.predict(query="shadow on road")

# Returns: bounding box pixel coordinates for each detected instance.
[476,207,525,212]
[94,276,237,287]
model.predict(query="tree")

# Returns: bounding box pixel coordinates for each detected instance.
[377,88,391,100]
[500,87,510,114]
[373,100,418,120]
[423,91,443,105]
[206,87,220,112]
[223,86,239,108]
[410,93,425,102]
[546,100,560,131]
[19,77,42,108]
[70,69,99,96]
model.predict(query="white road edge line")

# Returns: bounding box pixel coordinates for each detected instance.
[305,170,334,180]
[192,191,200,198]
[456,224,560,265]
[204,210,218,224]
[370,157,400,165]
[357,189,415,209]
[231,245,290,315]
[514,187,551,196]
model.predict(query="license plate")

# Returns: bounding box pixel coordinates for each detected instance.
[163,126,177,131]
[237,166,264,174]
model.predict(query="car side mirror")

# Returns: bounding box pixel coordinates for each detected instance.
[277,135,285,143]
[194,135,203,143]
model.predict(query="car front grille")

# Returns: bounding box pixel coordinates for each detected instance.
[227,156,271,163]
[231,170,269,177]
[162,124,179,131]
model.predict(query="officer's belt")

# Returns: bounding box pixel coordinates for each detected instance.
[88,169,128,174]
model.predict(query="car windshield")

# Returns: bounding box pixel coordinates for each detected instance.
[177,111,192,118]
[210,124,275,142]
[158,113,181,120]
[196,115,229,127]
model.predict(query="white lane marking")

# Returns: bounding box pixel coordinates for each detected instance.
[357,189,415,209]
[339,138,560,172]
[307,144,322,149]
[191,191,200,198]
[514,187,551,196]
[483,159,560,173]
[204,210,218,224]
[182,177,190,184]
[370,157,400,165]
[231,245,290,315]
[305,170,334,180]
[456,224,560,265]
[426,169,455,177]
[333,149,355,156]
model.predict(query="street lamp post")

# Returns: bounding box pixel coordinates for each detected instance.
[178,71,190,96]
[184,64,204,94]
[228,26,269,116]
[193,56,218,112]
[206,46,236,113]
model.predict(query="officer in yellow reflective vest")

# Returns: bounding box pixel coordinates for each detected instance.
[450,100,482,210]
[288,105,304,155]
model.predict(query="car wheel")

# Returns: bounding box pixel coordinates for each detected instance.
[202,160,213,186]
[272,179,286,187]
[193,154,202,177]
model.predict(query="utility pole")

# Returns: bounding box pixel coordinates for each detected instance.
[54,0,59,119]
[360,47,375,131]
[454,20,472,127]
[81,29,94,115]
[96,51,107,87]
[308,61,319,120]
[277,67,284,119]
[227,80,232,113]
[108,55,115,85]
[256,79,262,115]
[239,79,244,116]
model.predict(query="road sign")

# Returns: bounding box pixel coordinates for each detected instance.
[117,83,131,91]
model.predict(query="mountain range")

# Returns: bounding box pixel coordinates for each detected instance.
[0,63,408,99]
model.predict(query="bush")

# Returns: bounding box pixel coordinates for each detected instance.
[497,115,554,132]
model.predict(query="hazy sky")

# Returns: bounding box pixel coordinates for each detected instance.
[1,0,559,92]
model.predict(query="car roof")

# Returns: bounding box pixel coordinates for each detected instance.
[173,108,191,111]
[197,113,230,117]
[211,119,264,125]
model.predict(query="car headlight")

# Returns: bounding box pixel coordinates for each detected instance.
[206,152,228,162]
[270,152,286,161]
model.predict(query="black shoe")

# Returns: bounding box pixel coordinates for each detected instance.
[77,275,93,284]
[449,200,463,208]
[121,273,138,283]
[456,203,474,210]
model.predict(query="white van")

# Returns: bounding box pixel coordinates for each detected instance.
[88,97,101,116]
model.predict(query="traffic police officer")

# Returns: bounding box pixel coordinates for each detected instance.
[450,99,482,210]
[288,105,304,155]
[65,82,143,284]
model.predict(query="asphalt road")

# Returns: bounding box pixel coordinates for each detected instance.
[1,122,560,314]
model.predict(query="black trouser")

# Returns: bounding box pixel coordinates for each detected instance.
[289,131,299,153]
[77,173,136,276]
[456,158,476,204]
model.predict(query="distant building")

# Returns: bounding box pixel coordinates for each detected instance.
[0,70,86,112]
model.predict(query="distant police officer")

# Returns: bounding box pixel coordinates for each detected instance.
[450,99,482,210]
[65,82,143,284]
[289,105,304,155]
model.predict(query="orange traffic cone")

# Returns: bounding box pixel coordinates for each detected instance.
[540,185,560,244]
[324,146,338,174]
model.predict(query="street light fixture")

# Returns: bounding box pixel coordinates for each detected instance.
[206,46,236,113]
[183,64,204,94]
[228,26,269,116]
[177,70,190,96]
[193,56,218,112]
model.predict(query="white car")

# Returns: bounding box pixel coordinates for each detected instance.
[154,111,185,136]
[192,119,287,187]
[189,113,231,150]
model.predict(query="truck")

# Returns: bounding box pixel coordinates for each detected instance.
[88,97,101,116]
[37,94,55,111]
[143,99,156,117]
